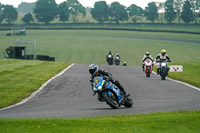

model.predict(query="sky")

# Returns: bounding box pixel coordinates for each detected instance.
[0,0,166,9]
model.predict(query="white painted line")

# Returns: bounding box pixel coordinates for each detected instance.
[152,71,200,92]
[0,63,75,111]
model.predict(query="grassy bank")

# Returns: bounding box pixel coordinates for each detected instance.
[168,62,200,88]
[0,30,200,65]
[1,30,199,87]
[0,59,70,108]
[0,110,200,133]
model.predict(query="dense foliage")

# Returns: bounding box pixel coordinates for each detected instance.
[165,0,176,23]
[144,2,158,23]
[58,2,70,22]
[1,0,200,24]
[91,1,109,23]
[181,0,194,23]
[34,0,57,24]
[2,5,18,24]
[21,13,34,24]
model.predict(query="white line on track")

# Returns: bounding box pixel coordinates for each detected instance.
[0,63,75,111]
[152,71,200,92]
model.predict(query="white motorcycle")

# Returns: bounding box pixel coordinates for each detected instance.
[144,59,153,77]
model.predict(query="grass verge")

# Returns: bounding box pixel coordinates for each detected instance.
[0,110,200,133]
[168,62,200,88]
[153,62,200,88]
[0,59,70,108]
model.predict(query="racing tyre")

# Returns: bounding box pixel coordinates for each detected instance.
[161,76,165,80]
[124,97,133,108]
[102,92,118,109]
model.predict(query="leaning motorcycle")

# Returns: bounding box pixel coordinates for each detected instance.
[92,76,133,109]
[157,60,171,80]
[115,56,120,66]
[107,55,114,65]
[144,59,153,77]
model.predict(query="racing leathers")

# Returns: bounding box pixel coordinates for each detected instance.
[156,53,171,75]
[106,53,114,64]
[90,69,127,96]
[142,55,154,71]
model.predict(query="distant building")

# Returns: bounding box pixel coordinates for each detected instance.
[17,2,35,14]
[86,7,91,14]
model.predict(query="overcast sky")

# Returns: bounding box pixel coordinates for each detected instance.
[0,0,166,8]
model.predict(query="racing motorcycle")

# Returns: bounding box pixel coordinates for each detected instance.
[92,76,133,109]
[115,56,120,66]
[143,58,153,77]
[157,60,171,80]
[107,54,114,65]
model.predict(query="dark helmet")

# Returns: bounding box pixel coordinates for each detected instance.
[108,51,112,54]
[161,49,166,56]
[88,64,98,75]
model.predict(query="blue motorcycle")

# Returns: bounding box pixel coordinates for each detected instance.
[92,76,133,109]
[157,60,171,80]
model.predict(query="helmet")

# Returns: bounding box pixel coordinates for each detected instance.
[161,49,166,56]
[116,53,119,56]
[145,51,150,57]
[89,64,98,75]
[145,51,150,55]
[108,51,112,54]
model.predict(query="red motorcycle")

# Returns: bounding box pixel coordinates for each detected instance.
[143,59,153,77]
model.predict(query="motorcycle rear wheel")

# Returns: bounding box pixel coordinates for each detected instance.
[102,92,118,109]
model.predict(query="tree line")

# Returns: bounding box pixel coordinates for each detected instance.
[0,0,200,25]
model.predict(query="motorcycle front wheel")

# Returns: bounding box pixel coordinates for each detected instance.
[102,92,118,109]
[124,97,133,108]
[161,76,165,80]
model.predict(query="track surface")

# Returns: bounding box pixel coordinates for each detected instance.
[0,64,200,118]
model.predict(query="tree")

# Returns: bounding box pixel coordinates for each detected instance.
[0,3,4,24]
[127,4,143,23]
[174,0,183,24]
[157,2,165,23]
[58,2,70,22]
[21,13,34,24]
[67,0,86,23]
[181,0,194,23]
[3,5,18,24]
[191,0,200,23]
[91,1,109,23]
[34,0,57,24]
[109,2,128,24]
[164,0,176,23]
[144,2,158,23]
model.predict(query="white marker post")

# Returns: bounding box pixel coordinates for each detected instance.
[170,65,183,72]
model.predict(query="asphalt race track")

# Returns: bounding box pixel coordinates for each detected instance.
[0,64,200,118]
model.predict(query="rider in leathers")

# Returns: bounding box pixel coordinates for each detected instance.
[106,51,114,63]
[156,49,171,75]
[89,64,129,100]
[142,51,154,71]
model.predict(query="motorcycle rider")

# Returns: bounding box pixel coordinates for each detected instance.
[122,61,127,66]
[156,49,171,75]
[88,64,129,99]
[115,53,121,61]
[106,51,114,64]
[142,51,154,71]
[115,53,121,65]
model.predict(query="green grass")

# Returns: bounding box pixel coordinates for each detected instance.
[0,29,200,87]
[168,62,200,88]
[1,30,200,65]
[0,59,70,108]
[0,110,200,133]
